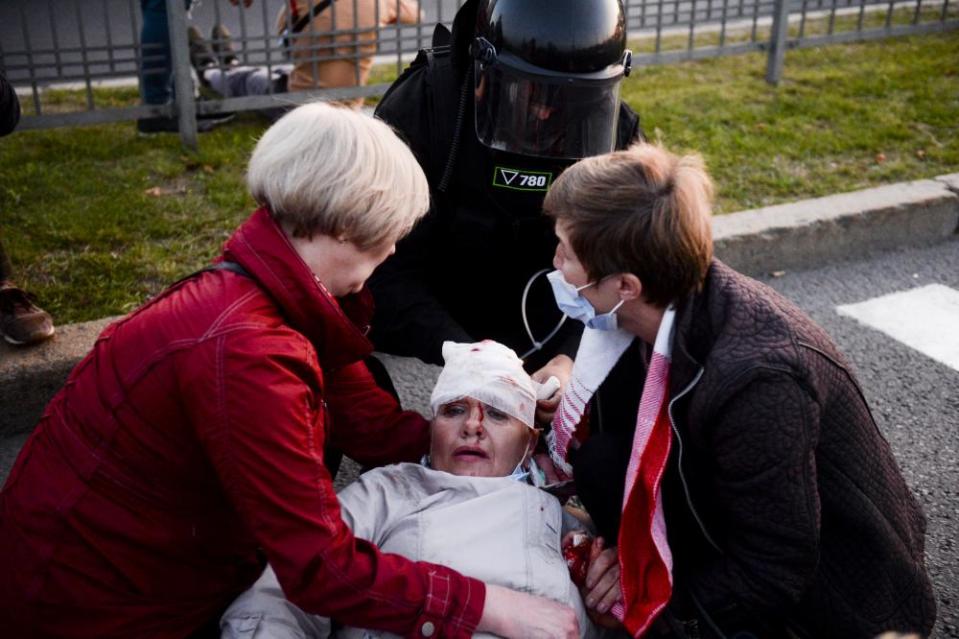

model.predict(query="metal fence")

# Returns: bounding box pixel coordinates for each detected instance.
[1,0,956,148]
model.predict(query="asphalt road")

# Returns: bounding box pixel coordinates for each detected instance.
[756,240,959,638]
[1,238,957,634]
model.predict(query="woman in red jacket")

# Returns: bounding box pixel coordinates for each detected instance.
[0,103,579,639]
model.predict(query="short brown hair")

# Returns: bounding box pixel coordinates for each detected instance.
[543,143,714,307]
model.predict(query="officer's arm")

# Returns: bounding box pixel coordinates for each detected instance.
[368,210,472,366]
[374,61,432,171]
[371,59,473,365]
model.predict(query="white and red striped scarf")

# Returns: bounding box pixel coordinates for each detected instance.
[548,308,677,637]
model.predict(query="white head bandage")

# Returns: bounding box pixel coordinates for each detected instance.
[430,340,547,429]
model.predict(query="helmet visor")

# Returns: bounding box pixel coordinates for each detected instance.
[475,60,622,160]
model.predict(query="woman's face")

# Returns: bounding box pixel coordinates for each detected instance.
[553,221,621,314]
[290,232,396,297]
[552,221,590,287]
[430,397,535,478]
[327,239,396,297]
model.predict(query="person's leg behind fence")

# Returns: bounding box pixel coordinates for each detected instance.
[139,0,179,107]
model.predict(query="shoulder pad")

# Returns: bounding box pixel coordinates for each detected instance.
[432,22,452,47]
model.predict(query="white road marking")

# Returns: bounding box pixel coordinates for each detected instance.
[836,284,959,372]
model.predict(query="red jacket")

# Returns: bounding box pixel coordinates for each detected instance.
[0,209,485,638]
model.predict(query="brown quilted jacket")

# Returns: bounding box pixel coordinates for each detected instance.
[660,260,935,638]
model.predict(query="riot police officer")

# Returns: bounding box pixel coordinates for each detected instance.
[369,0,642,397]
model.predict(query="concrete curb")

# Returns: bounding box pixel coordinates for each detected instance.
[713,175,959,275]
[2,174,958,438]
[1,317,117,437]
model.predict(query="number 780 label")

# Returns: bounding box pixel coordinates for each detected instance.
[492,166,554,192]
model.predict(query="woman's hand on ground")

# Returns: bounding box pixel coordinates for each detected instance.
[478,583,579,639]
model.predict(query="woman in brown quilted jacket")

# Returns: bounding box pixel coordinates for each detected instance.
[540,142,935,639]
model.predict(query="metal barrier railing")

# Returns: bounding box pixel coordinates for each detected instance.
[1,0,956,148]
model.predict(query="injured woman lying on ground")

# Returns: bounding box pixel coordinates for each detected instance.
[220,340,623,639]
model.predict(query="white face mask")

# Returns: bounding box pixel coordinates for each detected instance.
[546,270,624,331]
[506,436,534,482]
[507,465,530,482]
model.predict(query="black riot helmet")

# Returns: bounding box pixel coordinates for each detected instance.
[472,0,632,160]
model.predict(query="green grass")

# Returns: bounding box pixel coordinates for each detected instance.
[0,30,957,324]
[35,86,144,112]
[630,4,959,52]
[623,31,958,214]
[1,118,263,322]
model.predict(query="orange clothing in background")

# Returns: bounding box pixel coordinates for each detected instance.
[277,0,421,109]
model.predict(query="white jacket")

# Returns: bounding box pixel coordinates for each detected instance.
[221,463,597,638]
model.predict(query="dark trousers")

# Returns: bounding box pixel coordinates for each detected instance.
[0,237,13,282]
[139,0,192,105]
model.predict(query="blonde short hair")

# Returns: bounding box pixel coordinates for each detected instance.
[247,102,429,250]
[544,143,714,307]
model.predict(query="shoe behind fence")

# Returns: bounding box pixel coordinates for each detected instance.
[211,24,239,67]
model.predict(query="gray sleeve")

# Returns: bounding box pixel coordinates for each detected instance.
[337,466,420,541]
[335,471,387,541]
[220,565,332,639]
[220,468,415,639]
